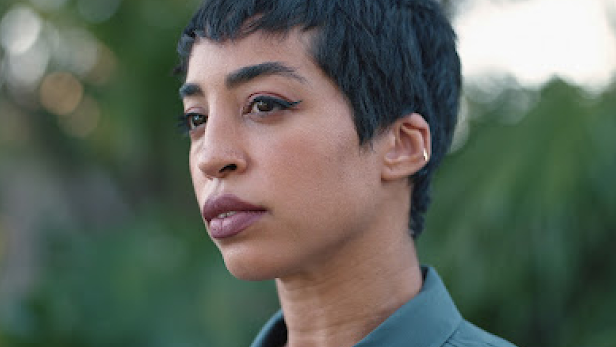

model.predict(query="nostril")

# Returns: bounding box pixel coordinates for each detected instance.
[220,164,237,173]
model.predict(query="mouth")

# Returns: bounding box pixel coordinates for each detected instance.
[215,211,239,219]
[201,194,267,239]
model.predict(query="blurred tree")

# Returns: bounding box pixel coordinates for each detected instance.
[1,0,615,347]
[421,79,616,347]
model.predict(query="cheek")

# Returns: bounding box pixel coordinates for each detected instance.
[188,144,207,207]
[261,125,350,183]
[257,123,375,220]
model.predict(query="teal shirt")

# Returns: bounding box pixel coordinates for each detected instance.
[250,267,517,347]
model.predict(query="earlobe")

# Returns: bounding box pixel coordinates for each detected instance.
[381,113,431,181]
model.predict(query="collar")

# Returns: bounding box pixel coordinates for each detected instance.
[250,266,463,347]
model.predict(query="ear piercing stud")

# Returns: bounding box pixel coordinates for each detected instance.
[423,149,429,162]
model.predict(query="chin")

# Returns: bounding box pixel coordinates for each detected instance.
[221,249,292,281]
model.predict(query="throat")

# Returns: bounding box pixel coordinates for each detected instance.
[274,221,422,347]
[275,261,422,347]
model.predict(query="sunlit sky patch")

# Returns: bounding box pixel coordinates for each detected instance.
[455,0,616,90]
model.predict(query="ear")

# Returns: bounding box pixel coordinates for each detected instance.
[381,113,431,181]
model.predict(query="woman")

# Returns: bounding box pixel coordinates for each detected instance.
[175,0,517,346]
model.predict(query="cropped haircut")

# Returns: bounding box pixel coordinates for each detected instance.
[176,0,461,237]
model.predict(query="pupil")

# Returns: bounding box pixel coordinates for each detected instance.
[192,114,202,126]
[257,100,272,112]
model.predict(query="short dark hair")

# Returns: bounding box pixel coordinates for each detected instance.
[176,0,461,237]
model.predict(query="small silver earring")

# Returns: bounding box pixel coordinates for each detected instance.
[423,149,429,162]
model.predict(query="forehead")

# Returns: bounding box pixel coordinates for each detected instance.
[185,30,317,82]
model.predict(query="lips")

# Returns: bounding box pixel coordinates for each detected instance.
[201,194,267,239]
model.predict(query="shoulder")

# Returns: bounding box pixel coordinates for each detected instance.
[444,320,518,347]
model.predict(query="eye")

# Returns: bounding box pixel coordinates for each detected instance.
[251,99,276,113]
[188,113,207,128]
[179,112,207,133]
[246,96,301,116]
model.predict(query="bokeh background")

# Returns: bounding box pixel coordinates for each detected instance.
[0,0,614,346]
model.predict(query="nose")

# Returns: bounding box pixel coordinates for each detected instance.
[191,115,248,180]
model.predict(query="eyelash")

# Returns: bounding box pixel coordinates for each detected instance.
[178,95,301,135]
[177,112,207,135]
[244,95,301,117]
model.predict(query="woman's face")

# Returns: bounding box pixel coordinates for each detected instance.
[182,31,389,280]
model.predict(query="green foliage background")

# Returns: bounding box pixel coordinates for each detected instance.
[0,1,614,346]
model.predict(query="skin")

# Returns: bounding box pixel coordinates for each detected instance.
[183,30,431,347]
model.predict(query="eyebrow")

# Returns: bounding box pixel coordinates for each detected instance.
[226,61,306,88]
[179,61,306,100]
[179,83,203,99]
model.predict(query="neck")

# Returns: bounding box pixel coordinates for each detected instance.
[275,227,422,347]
